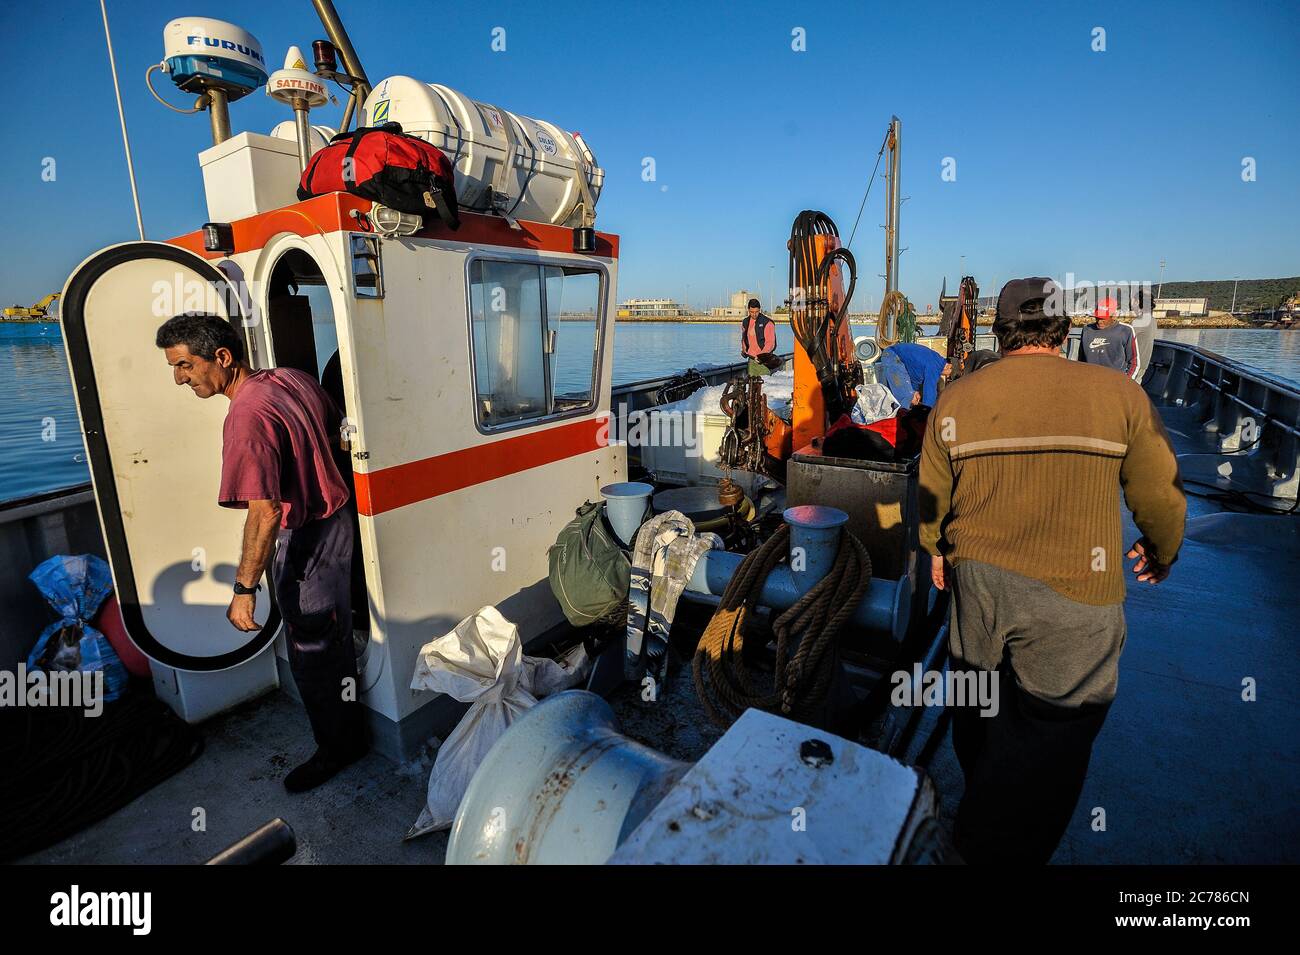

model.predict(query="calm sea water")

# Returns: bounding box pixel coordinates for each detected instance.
[4,320,1299,503]
[0,324,88,501]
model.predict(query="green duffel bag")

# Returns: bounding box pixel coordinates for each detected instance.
[548,501,631,627]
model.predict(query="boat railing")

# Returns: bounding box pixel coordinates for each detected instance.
[1146,339,1299,500]
[610,353,796,415]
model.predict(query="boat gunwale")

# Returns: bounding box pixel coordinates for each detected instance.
[1153,338,1300,400]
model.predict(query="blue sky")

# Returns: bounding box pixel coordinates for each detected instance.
[1,0,1296,312]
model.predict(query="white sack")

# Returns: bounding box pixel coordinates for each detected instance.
[405,606,587,839]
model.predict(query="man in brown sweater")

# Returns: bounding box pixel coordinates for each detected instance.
[919,277,1186,864]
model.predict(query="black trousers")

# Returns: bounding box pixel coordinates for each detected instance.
[950,669,1111,864]
[948,561,1122,865]
[272,508,365,755]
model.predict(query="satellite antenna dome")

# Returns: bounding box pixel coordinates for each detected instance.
[267,46,329,108]
[161,17,267,99]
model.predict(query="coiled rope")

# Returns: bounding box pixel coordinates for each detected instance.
[877,289,911,348]
[692,524,872,727]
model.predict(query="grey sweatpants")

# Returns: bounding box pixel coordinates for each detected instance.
[949,559,1126,708]
[947,559,1126,864]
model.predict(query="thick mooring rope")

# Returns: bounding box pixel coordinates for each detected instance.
[876,289,909,348]
[692,525,872,728]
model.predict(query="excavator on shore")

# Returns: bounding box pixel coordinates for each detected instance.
[3,292,60,321]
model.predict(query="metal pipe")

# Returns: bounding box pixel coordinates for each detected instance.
[293,100,313,171]
[311,0,371,103]
[340,89,356,132]
[204,818,296,865]
[680,506,912,641]
[681,551,908,640]
[883,116,901,299]
[98,0,145,240]
[207,87,232,146]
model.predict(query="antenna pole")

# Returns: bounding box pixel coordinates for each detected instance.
[312,0,372,103]
[883,116,901,300]
[207,88,232,145]
[99,0,145,240]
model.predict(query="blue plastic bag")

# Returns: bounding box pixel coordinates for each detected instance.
[25,554,128,703]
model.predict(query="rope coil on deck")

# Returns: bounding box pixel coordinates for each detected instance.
[692,524,872,727]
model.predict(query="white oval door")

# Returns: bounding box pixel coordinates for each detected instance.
[61,242,281,671]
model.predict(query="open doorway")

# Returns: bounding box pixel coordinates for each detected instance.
[266,248,338,383]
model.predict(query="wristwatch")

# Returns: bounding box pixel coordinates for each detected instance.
[233,581,262,596]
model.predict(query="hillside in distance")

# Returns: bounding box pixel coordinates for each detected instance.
[1157,277,1299,312]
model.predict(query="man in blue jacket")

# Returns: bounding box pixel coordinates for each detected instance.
[880,343,950,408]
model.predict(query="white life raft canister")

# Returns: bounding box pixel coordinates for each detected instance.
[360,76,603,228]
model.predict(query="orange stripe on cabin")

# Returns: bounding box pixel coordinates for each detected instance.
[353,415,610,516]
[168,194,619,259]
[168,193,368,257]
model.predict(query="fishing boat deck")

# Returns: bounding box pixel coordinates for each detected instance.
[16,406,1300,865]
[1062,406,1299,863]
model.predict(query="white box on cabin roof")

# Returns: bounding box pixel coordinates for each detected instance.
[198,132,302,223]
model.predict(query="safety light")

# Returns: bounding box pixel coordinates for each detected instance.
[312,40,338,74]
[202,222,235,254]
[370,204,423,237]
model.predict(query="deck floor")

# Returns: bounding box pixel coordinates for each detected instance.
[17,690,442,865]
[18,408,1299,865]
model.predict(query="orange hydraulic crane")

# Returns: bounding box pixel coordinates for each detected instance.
[787,211,860,451]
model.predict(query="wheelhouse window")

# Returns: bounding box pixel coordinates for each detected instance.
[469,259,602,429]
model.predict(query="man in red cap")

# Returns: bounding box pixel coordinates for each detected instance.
[1078,296,1141,378]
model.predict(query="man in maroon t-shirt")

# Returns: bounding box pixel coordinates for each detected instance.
[156,313,366,792]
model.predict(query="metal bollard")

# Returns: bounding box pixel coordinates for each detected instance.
[681,505,911,642]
